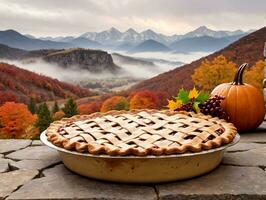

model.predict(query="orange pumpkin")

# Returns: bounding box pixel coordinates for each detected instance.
[211,63,265,132]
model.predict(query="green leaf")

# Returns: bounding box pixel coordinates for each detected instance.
[193,102,201,113]
[196,91,209,103]
[175,88,189,104]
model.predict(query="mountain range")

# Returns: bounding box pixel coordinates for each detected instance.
[0,26,253,53]
[129,26,266,96]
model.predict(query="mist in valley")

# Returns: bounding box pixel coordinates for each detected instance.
[0,51,210,91]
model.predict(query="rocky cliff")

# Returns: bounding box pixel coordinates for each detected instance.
[43,48,120,73]
[0,45,120,73]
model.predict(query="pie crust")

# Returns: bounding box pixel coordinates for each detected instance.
[46,110,237,156]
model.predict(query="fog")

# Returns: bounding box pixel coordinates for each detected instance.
[0,51,210,82]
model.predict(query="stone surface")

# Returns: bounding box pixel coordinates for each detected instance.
[0,154,3,158]
[240,131,266,143]
[0,140,31,154]
[7,175,157,200]
[10,159,61,171]
[0,158,9,173]
[6,146,60,161]
[43,164,72,177]
[156,166,266,200]
[31,140,43,146]
[226,142,265,152]
[0,170,39,199]
[223,147,266,167]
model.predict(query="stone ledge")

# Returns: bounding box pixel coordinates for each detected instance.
[0,126,266,200]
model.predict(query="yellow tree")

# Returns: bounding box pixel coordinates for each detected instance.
[192,55,237,91]
[244,60,265,89]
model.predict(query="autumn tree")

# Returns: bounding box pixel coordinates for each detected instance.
[101,96,129,112]
[28,97,37,114]
[244,60,265,89]
[36,103,52,132]
[63,98,77,118]
[0,102,37,139]
[52,110,65,121]
[78,102,102,115]
[192,55,237,91]
[52,101,60,114]
[129,91,159,110]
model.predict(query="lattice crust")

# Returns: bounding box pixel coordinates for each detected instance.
[46,110,237,156]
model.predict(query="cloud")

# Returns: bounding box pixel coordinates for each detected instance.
[0,0,265,36]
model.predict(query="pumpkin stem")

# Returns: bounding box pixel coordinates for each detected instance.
[233,63,248,85]
[238,63,248,85]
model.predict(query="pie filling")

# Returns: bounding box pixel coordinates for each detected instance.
[46,110,237,156]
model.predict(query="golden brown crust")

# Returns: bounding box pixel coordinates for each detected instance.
[46,109,237,156]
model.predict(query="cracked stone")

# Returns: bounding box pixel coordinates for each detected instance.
[156,166,266,200]
[6,146,60,161]
[0,140,31,154]
[42,164,72,177]
[10,159,61,171]
[31,140,43,146]
[223,147,266,167]
[0,169,39,199]
[0,158,9,173]
[226,142,265,152]
[7,175,157,200]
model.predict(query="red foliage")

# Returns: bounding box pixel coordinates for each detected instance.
[0,91,17,106]
[78,102,102,115]
[0,102,37,138]
[0,62,91,103]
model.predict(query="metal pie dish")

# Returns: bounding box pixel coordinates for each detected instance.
[41,132,240,183]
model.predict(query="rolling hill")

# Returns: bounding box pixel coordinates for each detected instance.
[170,35,244,52]
[129,39,171,53]
[0,30,73,50]
[129,26,266,96]
[0,62,91,103]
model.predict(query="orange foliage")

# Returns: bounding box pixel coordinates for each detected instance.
[0,102,38,139]
[52,110,65,121]
[129,90,159,110]
[78,102,102,115]
[101,96,129,112]
[244,60,265,89]
[192,55,237,91]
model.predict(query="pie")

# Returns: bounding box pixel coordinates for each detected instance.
[46,110,237,156]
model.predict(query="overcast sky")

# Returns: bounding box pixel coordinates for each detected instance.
[0,0,265,37]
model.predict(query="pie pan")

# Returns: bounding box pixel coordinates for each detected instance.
[41,131,240,183]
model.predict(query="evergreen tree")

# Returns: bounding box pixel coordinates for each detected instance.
[63,98,77,118]
[28,97,37,114]
[36,103,52,132]
[52,101,60,114]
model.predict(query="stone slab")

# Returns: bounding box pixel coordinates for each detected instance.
[223,147,266,167]
[10,159,61,171]
[226,142,265,152]
[240,132,266,143]
[0,140,31,154]
[42,164,72,177]
[31,140,43,146]
[6,146,60,161]
[156,166,266,200]
[0,170,38,199]
[0,158,9,173]
[7,175,157,200]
